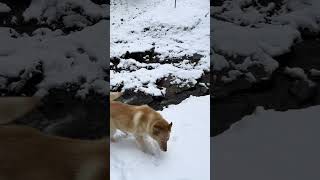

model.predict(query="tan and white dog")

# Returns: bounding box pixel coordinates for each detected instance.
[0,97,42,125]
[0,97,109,180]
[110,92,172,152]
[0,125,108,180]
[110,92,123,101]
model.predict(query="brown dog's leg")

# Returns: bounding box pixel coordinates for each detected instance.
[110,128,117,142]
[135,135,149,153]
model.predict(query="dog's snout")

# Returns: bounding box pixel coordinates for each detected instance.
[160,142,167,152]
[161,146,167,152]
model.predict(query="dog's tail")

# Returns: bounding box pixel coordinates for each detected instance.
[110,92,123,101]
[0,97,42,125]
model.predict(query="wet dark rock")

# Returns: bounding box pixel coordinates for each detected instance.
[247,64,268,80]
[0,64,108,140]
[117,72,209,111]
[11,91,108,140]
[119,90,154,105]
[289,80,316,103]
[121,48,161,63]
[90,0,109,5]
[213,77,252,99]
[112,49,209,110]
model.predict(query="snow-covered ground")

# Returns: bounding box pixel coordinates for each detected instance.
[213,1,320,179]
[110,2,210,179]
[212,106,320,180]
[0,1,109,97]
[111,0,210,96]
[111,95,210,180]
[0,2,11,13]
[212,0,320,82]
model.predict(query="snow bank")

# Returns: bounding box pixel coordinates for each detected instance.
[0,2,11,13]
[310,68,320,77]
[0,19,108,97]
[212,106,320,180]
[0,1,108,97]
[212,0,320,81]
[111,95,210,180]
[23,0,108,28]
[111,57,206,96]
[212,17,300,77]
[284,66,308,80]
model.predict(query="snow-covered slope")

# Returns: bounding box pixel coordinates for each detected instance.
[111,95,210,180]
[212,0,320,82]
[212,106,320,180]
[0,1,108,97]
[111,0,209,58]
[111,0,210,95]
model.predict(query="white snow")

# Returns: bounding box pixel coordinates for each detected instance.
[111,0,209,58]
[284,66,308,80]
[271,0,320,31]
[284,66,315,86]
[111,95,210,180]
[23,0,108,27]
[212,0,320,82]
[212,52,229,71]
[111,60,205,96]
[0,2,11,13]
[212,2,320,179]
[212,106,320,180]
[110,0,210,95]
[0,2,109,97]
[212,18,299,74]
[310,68,320,77]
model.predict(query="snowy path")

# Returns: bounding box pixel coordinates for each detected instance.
[111,96,210,180]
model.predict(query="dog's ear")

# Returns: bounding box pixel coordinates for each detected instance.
[168,122,173,131]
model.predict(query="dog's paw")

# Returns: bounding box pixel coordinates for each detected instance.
[110,137,117,143]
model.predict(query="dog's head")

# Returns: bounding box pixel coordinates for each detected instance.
[151,121,173,152]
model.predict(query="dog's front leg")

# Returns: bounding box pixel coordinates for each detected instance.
[135,135,149,153]
[110,128,117,142]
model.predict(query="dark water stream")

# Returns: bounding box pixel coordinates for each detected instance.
[212,38,320,136]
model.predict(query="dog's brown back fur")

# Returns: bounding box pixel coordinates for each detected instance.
[110,92,123,101]
[0,125,108,180]
[0,97,42,125]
